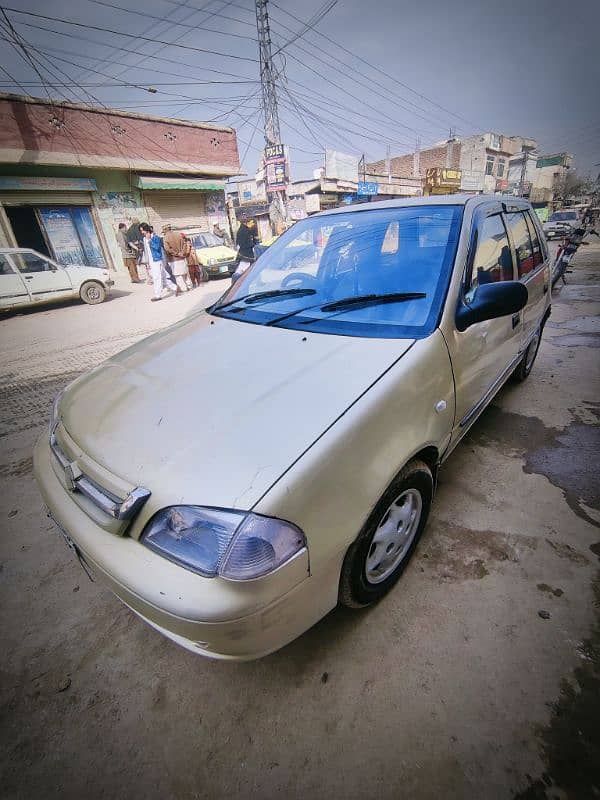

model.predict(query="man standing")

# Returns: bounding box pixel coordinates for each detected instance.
[162,224,190,293]
[235,213,258,266]
[116,223,140,283]
[139,223,177,302]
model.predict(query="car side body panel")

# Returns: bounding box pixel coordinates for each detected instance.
[253,331,455,574]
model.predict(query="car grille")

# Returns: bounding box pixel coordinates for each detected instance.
[49,422,150,530]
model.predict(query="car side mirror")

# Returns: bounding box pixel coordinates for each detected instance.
[456,281,528,332]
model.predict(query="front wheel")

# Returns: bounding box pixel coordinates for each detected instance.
[80,281,106,305]
[339,459,433,608]
[513,324,542,382]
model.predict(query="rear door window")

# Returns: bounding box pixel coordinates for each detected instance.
[506,212,535,278]
[525,211,548,266]
[524,212,544,269]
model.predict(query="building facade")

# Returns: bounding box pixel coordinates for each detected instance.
[0,93,239,271]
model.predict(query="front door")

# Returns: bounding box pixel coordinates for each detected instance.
[445,209,522,442]
[0,253,30,308]
[11,251,72,304]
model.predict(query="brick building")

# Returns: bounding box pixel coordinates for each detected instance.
[368,132,537,194]
[0,93,239,272]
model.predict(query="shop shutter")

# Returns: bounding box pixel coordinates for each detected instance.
[0,191,94,206]
[142,191,208,230]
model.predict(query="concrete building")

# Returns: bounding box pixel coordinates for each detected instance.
[368,132,538,195]
[0,93,239,272]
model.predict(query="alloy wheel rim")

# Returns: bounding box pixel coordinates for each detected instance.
[365,489,423,584]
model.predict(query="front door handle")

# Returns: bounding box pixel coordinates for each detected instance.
[512,313,520,329]
[24,275,33,280]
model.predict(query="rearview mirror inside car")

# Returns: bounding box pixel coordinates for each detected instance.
[456,281,528,331]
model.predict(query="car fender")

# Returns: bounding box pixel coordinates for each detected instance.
[252,330,455,572]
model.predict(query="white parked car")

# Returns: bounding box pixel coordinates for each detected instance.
[542,209,582,240]
[0,248,113,310]
[35,195,550,660]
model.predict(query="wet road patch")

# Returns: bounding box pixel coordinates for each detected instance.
[471,407,600,527]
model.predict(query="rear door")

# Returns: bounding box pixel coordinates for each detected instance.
[445,207,522,441]
[0,253,30,308]
[505,210,550,348]
[11,251,72,304]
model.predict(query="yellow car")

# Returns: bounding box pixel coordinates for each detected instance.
[187,230,237,278]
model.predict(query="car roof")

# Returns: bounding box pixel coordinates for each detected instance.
[315,193,533,218]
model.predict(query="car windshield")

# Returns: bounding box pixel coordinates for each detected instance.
[192,232,222,248]
[550,212,577,222]
[211,205,463,338]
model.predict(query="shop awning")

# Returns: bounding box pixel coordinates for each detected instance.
[136,175,226,191]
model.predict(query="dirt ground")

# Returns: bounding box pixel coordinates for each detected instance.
[1,251,599,800]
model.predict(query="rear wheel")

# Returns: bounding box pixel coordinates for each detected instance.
[80,281,106,305]
[339,459,433,608]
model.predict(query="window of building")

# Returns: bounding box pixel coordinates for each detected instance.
[485,155,495,176]
[506,212,534,277]
[497,159,506,178]
[467,214,513,299]
[524,212,543,269]
[490,134,502,150]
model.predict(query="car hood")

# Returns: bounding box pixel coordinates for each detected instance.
[196,245,236,259]
[60,313,414,511]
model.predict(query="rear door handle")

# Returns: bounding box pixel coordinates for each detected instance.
[512,313,520,329]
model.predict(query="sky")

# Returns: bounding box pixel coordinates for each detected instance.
[0,0,599,182]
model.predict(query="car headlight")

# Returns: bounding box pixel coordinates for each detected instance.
[207,258,217,265]
[140,506,306,580]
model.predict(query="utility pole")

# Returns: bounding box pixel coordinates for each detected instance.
[386,144,391,185]
[255,0,286,227]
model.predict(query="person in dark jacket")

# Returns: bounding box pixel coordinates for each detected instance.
[235,213,258,262]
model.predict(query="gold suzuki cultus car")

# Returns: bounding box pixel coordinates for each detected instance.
[35,196,550,659]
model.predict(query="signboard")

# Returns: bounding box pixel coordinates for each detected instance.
[264,143,285,163]
[357,181,378,196]
[460,170,484,191]
[38,206,105,267]
[0,176,97,191]
[534,207,549,223]
[426,168,461,189]
[263,144,288,192]
[325,149,359,182]
[265,158,287,191]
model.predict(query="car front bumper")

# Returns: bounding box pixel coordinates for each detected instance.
[204,261,236,277]
[33,434,339,660]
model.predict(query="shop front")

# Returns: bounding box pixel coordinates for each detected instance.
[137,176,228,233]
[0,176,108,267]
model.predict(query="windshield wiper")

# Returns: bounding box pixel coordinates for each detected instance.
[319,292,426,312]
[214,287,316,312]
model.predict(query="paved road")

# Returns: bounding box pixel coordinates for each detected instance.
[1,252,599,800]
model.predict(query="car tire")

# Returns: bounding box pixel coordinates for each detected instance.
[80,281,106,305]
[339,459,433,609]
[512,323,543,382]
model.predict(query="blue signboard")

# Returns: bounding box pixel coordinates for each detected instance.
[357,181,379,196]
[342,194,355,205]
